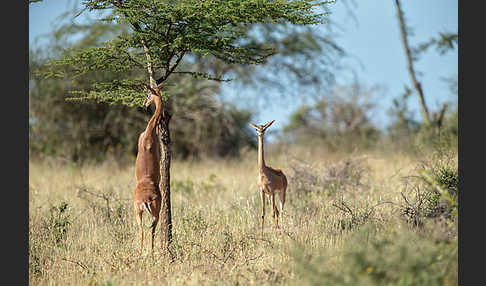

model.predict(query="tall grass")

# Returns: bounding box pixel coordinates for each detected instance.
[29,145,457,285]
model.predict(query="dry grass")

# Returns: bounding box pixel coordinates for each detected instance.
[29,146,457,285]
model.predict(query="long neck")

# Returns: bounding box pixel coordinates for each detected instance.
[258,135,265,172]
[146,96,163,134]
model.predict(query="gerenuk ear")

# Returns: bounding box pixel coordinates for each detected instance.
[248,122,258,129]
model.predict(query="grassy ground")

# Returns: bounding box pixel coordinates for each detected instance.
[29,145,457,285]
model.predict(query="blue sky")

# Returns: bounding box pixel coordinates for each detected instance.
[29,0,458,135]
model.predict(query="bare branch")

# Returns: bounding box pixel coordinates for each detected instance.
[394,0,431,125]
[61,258,90,272]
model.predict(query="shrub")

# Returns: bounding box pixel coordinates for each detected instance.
[400,144,458,225]
[421,167,458,219]
[288,156,369,197]
[292,225,457,286]
[29,201,72,279]
[48,201,71,245]
[331,200,390,233]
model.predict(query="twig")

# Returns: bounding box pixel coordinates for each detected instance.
[245,235,273,245]
[332,200,354,217]
[230,252,264,272]
[366,201,395,217]
[62,258,90,272]
[76,186,113,220]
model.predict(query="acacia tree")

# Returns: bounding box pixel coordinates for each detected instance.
[36,0,333,251]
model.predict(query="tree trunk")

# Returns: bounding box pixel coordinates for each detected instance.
[394,0,431,126]
[157,108,173,253]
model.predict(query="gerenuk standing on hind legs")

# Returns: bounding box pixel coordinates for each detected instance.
[133,86,164,255]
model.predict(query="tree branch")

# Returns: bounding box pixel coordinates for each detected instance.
[156,50,187,88]
[111,0,157,87]
[141,39,157,87]
[171,71,232,82]
[394,0,431,125]
[121,50,146,69]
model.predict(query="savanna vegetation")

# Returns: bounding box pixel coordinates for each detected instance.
[29,142,458,285]
[29,0,458,285]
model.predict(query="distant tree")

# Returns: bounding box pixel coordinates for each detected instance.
[34,0,334,252]
[283,81,381,150]
[393,0,457,131]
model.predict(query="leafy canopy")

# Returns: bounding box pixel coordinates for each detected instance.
[36,0,333,107]
[29,14,257,162]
